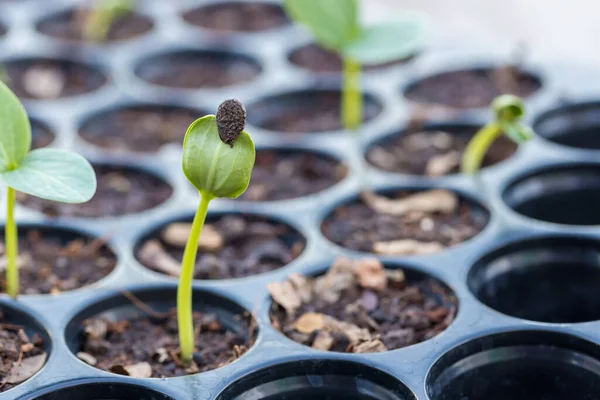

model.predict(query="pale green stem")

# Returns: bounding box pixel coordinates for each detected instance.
[178,191,212,364]
[461,122,503,174]
[5,186,18,299]
[341,57,362,131]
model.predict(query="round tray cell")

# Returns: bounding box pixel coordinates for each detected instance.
[322,188,489,255]
[427,330,600,400]
[469,236,600,323]
[65,286,256,377]
[503,164,600,226]
[136,50,261,89]
[289,43,413,73]
[534,101,600,150]
[366,123,516,176]
[239,148,348,201]
[403,66,541,109]
[217,359,416,400]
[0,225,116,295]
[270,260,457,353]
[247,89,382,134]
[135,213,305,280]
[18,164,173,218]
[183,1,290,33]
[4,57,107,100]
[31,118,55,149]
[22,381,175,400]
[36,7,153,43]
[78,103,207,153]
[0,301,51,393]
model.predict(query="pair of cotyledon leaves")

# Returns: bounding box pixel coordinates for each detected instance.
[284,0,428,64]
[0,82,96,203]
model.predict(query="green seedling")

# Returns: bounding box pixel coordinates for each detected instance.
[0,82,96,298]
[83,0,135,42]
[284,0,427,130]
[179,99,255,364]
[461,94,534,174]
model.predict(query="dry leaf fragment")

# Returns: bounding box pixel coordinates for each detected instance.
[6,352,47,384]
[426,151,461,177]
[354,258,387,291]
[23,67,65,99]
[76,352,97,366]
[268,281,302,314]
[138,240,181,276]
[294,312,325,334]
[362,189,458,216]
[351,339,387,354]
[161,223,224,252]
[314,257,355,303]
[84,318,108,340]
[110,362,152,378]
[386,269,406,284]
[312,331,334,351]
[288,273,312,303]
[323,317,371,345]
[154,347,169,363]
[373,239,444,256]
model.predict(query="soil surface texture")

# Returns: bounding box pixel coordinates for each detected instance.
[183,2,289,32]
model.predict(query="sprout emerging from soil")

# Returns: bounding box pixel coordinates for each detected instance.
[0,82,96,298]
[179,99,255,364]
[284,0,427,130]
[83,0,135,42]
[461,94,534,174]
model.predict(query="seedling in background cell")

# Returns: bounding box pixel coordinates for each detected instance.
[83,0,135,42]
[178,99,255,365]
[0,82,96,298]
[284,0,427,130]
[461,94,534,174]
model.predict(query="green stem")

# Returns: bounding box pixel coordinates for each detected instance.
[5,186,18,299]
[461,122,503,174]
[342,57,362,131]
[178,191,213,364]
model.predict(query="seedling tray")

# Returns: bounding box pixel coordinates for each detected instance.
[2,0,600,399]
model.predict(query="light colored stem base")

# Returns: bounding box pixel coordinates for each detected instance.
[5,186,17,299]
[342,57,363,131]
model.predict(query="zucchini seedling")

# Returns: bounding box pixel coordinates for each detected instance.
[83,0,135,42]
[284,0,427,130]
[179,99,255,365]
[0,82,96,298]
[461,94,534,174]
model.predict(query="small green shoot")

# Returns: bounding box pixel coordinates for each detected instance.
[83,0,135,42]
[179,99,255,364]
[284,0,427,130]
[461,94,534,174]
[0,82,96,298]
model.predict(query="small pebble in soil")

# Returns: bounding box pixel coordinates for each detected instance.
[183,2,289,32]
[5,59,106,100]
[269,257,457,353]
[404,67,541,109]
[80,309,255,377]
[321,189,489,255]
[367,126,517,176]
[37,8,153,43]
[0,309,47,392]
[18,165,173,218]
[137,215,305,279]
[0,229,116,295]
[239,150,347,201]
[79,105,203,153]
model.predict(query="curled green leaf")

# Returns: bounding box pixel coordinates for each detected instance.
[492,94,525,122]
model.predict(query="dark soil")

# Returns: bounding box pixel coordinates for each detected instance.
[137,52,261,89]
[404,67,541,108]
[31,119,55,149]
[183,2,289,32]
[0,309,46,392]
[79,105,203,153]
[0,229,116,295]
[289,43,412,73]
[6,59,106,100]
[249,91,382,133]
[18,165,173,218]
[37,8,153,43]
[137,215,305,280]
[367,126,517,175]
[80,309,255,377]
[321,190,489,254]
[239,150,348,201]
[0,23,6,37]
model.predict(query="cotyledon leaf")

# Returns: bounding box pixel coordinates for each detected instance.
[0,81,31,171]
